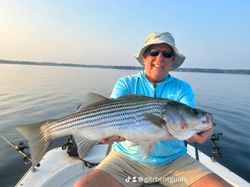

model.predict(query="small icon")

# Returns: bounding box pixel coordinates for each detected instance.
[125,176,131,183]
[137,177,143,182]
[132,176,137,183]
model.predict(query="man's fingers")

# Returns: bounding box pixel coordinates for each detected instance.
[101,136,125,144]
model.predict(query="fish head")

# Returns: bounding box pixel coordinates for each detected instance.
[162,101,213,140]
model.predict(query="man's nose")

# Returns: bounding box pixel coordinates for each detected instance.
[156,52,165,60]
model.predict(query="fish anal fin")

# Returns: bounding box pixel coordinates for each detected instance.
[144,113,166,128]
[73,136,98,158]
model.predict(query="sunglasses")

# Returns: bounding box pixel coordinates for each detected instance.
[147,49,174,58]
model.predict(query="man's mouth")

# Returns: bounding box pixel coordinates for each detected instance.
[153,64,163,68]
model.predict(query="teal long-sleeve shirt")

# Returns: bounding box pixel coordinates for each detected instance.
[110,70,196,167]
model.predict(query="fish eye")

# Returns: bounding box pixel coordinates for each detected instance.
[191,109,199,115]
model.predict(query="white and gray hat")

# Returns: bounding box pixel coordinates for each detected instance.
[135,32,185,70]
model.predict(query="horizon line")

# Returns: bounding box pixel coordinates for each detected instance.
[1,59,250,75]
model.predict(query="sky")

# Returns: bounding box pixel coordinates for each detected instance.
[0,0,250,69]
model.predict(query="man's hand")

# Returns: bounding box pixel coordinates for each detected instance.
[101,136,126,144]
[186,128,213,144]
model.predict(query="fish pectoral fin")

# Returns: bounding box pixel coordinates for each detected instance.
[73,136,98,158]
[77,93,110,111]
[144,113,166,128]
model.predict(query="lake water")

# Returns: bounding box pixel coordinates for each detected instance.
[0,64,249,186]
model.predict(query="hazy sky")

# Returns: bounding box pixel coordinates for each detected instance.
[0,0,250,69]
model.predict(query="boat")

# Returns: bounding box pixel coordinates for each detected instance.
[15,140,249,187]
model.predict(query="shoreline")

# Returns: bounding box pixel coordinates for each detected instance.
[1,59,250,75]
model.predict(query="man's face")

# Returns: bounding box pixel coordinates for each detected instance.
[143,43,175,83]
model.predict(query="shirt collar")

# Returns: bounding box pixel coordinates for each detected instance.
[137,70,173,86]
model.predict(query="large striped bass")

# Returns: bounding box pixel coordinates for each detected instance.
[16,93,213,167]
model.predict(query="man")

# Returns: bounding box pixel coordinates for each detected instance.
[74,32,231,186]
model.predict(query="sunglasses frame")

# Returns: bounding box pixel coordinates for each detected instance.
[147,49,175,59]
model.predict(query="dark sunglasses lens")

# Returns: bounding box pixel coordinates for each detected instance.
[162,51,173,58]
[148,50,159,57]
[148,50,173,58]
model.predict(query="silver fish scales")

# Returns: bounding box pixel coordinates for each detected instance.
[16,93,213,167]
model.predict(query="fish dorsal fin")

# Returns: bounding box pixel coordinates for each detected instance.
[117,94,151,101]
[77,93,110,111]
[144,113,166,128]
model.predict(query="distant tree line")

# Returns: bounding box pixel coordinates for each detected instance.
[1,59,250,75]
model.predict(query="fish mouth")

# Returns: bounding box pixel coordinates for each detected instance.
[198,114,213,130]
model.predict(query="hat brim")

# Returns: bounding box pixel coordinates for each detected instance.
[135,41,185,70]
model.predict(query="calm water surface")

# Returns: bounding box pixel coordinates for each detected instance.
[0,64,249,186]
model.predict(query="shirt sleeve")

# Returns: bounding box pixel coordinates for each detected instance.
[110,77,130,99]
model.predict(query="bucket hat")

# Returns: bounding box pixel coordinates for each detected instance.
[135,32,185,70]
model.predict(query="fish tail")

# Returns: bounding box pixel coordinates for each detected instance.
[16,120,53,168]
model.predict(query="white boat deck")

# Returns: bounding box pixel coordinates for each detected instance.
[16,144,249,187]
[16,145,108,187]
[186,145,248,187]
